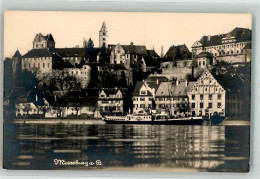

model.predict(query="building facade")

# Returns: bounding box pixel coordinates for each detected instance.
[33,33,55,49]
[98,89,124,115]
[132,81,160,113]
[188,71,226,117]
[191,27,252,63]
[22,49,54,73]
[155,81,192,117]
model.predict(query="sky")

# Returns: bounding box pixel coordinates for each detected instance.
[4,11,252,58]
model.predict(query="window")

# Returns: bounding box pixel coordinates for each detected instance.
[100,107,103,111]
[217,102,222,108]
[140,98,145,101]
[208,94,212,100]
[103,33,105,35]
[217,94,221,100]
[140,104,145,108]
[200,103,203,108]
[166,104,171,108]
[191,95,195,100]
[105,106,108,110]
[48,63,50,68]
[141,91,146,95]
[203,61,205,66]
[117,107,121,111]
[159,98,164,101]
[102,100,108,104]
[199,61,201,66]
[43,63,45,68]
[237,103,240,109]
[103,38,105,41]
[38,63,40,68]
[132,98,136,101]
[208,103,212,108]
[200,95,203,100]
[192,103,195,108]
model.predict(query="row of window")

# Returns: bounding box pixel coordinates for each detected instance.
[101,100,121,104]
[100,106,121,111]
[24,62,50,69]
[133,104,152,108]
[191,102,222,109]
[70,71,87,75]
[226,102,240,109]
[191,94,221,100]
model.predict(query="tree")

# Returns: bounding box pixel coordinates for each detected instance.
[99,44,110,64]
[22,69,41,91]
[118,71,127,87]
[41,69,81,91]
[88,66,99,88]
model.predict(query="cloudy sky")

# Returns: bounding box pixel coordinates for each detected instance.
[4,11,251,58]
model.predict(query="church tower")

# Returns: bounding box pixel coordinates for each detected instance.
[99,22,108,48]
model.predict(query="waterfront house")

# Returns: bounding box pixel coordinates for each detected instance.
[133,80,160,113]
[98,88,128,116]
[155,80,194,117]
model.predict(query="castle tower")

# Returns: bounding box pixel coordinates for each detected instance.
[12,50,23,87]
[33,33,55,49]
[99,22,108,48]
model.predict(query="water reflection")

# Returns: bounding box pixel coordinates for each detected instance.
[3,123,249,171]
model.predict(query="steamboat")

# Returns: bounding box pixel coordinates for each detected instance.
[102,111,205,125]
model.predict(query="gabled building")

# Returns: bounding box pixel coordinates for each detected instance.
[188,71,226,117]
[132,80,160,113]
[164,44,192,61]
[155,80,193,117]
[33,33,55,49]
[108,43,147,70]
[15,90,50,118]
[98,88,128,116]
[191,27,252,63]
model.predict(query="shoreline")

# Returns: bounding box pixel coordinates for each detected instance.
[4,118,250,126]
[8,119,106,125]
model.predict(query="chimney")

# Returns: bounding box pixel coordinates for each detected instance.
[207,35,211,41]
[36,95,38,102]
[185,80,188,87]
[176,80,179,86]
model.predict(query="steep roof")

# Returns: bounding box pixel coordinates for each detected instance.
[164,44,192,60]
[228,27,252,42]
[22,48,53,58]
[211,73,246,94]
[156,81,189,97]
[56,48,86,57]
[146,50,159,57]
[194,27,251,48]
[33,33,55,42]
[13,50,22,58]
[53,97,97,107]
[109,44,147,55]
[16,90,49,106]
[133,81,160,95]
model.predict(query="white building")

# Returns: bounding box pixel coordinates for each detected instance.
[191,27,252,63]
[188,71,226,117]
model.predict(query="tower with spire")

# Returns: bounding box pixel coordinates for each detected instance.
[99,22,108,48]
[161,46,164,58]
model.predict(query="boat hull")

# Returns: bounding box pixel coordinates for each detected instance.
[103,118,205,125]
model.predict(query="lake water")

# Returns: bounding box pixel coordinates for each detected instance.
[3,122,250,172]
